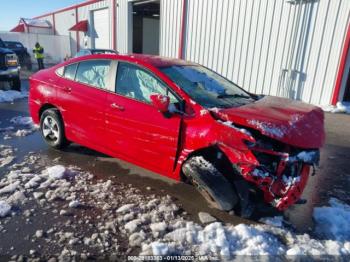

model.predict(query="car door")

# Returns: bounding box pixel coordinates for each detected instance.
[105,61,182,175]
[57,59,114,148]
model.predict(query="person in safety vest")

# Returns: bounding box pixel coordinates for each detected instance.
[33,42,44,70]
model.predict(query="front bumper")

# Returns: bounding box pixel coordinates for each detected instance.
[241,149,319,211]
[0,66,20,80]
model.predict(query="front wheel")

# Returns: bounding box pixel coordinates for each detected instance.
[182,156,238,211]
[10,76,21,91]
[40,109,68,149]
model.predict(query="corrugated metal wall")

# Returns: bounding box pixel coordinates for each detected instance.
[116,0,131,54]
[39,0,113,55]
[160,0,350,105]
[78,0,112,49]
[160,0,183,58]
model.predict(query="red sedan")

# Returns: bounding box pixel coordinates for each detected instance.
[29,54,325,217]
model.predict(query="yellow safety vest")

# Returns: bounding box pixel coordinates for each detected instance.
[34,46,44,59]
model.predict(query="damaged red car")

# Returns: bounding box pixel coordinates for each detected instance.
[29,54,325,217]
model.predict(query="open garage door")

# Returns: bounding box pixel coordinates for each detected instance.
[92,8,110,49]
[132,0,160,55]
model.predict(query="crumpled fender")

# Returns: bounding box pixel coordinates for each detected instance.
[173,117,259,179]
[217,142,259,166]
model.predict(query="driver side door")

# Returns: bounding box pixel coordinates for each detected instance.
[105,62,182,176]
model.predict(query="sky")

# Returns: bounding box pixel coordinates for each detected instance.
[0,0,87,31]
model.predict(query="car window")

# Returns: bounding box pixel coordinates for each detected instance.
[116,62,178,104]
[63,63,78,80]
[56,67,64,76]
[75,60,111,89]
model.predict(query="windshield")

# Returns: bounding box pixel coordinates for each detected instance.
[4,42,23,49]
[160,65,255,108]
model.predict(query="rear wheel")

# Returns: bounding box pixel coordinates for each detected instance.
[182,156,238,211]
[40,109,68,149]
[10,76,21,91]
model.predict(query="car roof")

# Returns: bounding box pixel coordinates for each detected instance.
[4,41,21,44]
[81,48,116,52]
[120,54,196,68]
[66,53,197,68]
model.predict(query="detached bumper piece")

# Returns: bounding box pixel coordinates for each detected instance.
[242,149,319,211]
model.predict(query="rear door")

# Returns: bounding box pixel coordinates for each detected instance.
[105,61,182,175]
[57,59,114,147]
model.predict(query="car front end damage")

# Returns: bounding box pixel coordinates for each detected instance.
[238,142,320,211]
[210,96,325,211]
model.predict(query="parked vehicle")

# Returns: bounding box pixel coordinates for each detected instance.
[28,54,325,217]
[74,48,118,58]
[4,41,32,70]
[0,38,21,91]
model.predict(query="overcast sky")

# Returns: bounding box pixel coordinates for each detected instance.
[0,0,86,31]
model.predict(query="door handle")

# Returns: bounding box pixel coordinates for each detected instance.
[63,87,72,93]
[110,103,124,111]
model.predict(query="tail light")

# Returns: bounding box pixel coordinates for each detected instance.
[5,54,18,66]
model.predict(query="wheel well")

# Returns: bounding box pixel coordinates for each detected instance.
[180,146,240,182]
[39,104,58,120]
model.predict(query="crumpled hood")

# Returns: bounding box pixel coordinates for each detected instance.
[213,96,325,148]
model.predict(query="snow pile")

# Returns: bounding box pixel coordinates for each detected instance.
[0,159,350,259]
[10,116,34,126]
[0,145,15,168]
[259,216,284,228]
[0,201,11,217]
[44,165,66,179]
[314,198,350,241]
[0,90,28,103]
[0,116,38,139]
[323,102,350,114]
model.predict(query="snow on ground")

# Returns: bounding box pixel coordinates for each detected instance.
[0,145,15,168]
[314,198,350,241]
[0,157,350,259]
[0,116,38,139]
[0,90,28,103]
[323,102,350,114]
[10,116,34,126]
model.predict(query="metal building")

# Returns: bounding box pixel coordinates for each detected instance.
[25,0,350,106]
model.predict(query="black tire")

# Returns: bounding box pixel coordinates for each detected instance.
[182,156,238,211]
[40,109,68,149]
[10,77,21,91]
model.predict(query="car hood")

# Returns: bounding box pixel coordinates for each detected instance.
[212,96,325,149]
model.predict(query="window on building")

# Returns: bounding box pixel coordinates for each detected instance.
[115,62,178,104]
[75,60,111,89]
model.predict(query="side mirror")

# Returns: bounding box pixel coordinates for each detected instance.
[150,94,170,113]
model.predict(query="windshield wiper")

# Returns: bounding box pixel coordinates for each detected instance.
[217,93,252,99]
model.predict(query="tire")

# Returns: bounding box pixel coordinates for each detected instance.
[40,109,68,149]
[182,156,238,211]
[10,77,21,91]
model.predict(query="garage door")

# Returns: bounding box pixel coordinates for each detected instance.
[92,8,110,49]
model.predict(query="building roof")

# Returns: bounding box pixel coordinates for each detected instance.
[21,18,52,28]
